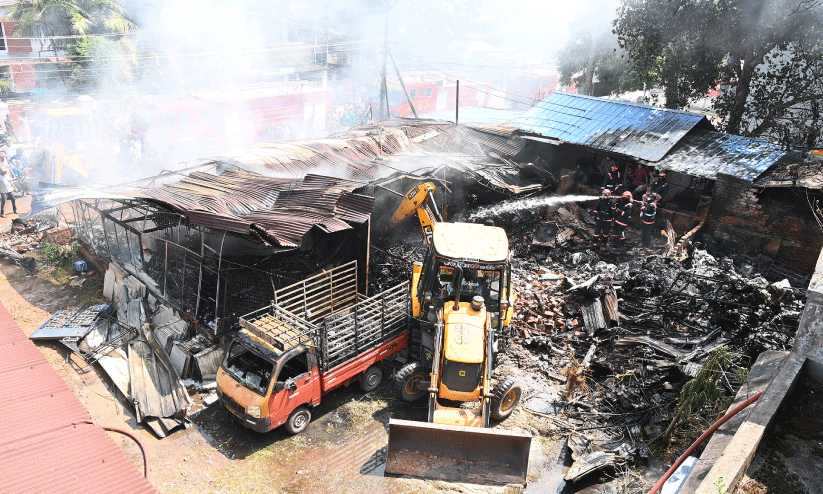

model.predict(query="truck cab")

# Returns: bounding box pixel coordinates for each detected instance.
[218,328,321,433]
[216,261,410,434]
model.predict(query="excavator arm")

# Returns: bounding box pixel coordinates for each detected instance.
[386,182,442,246]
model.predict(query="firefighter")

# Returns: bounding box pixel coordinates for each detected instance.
[593,189,615,247]
[601,164,623,195]
[651,172,670,203]
[612,191,633,249]
[640,193,658,247]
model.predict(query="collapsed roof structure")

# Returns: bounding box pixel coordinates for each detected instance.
[54,121,547,336]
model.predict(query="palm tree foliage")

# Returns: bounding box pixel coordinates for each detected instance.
[8,0,137,90]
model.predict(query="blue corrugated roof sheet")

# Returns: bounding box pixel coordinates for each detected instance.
[511,92,711,161]
[653,130,802,181]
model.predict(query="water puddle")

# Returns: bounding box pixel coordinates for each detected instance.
[314,422,389,479]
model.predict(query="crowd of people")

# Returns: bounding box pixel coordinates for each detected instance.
[592,163,671,250]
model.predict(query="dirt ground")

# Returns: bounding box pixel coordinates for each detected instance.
[0,235,566,493]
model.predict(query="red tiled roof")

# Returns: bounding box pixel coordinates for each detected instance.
[0,301,156,494]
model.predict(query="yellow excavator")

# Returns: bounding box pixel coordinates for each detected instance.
[383,182,532,485]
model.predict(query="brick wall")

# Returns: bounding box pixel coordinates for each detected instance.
[708,173,823,273]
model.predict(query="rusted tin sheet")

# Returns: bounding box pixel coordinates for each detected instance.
[0,301,155,493]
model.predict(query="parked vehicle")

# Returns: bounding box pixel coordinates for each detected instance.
[216,261,409,433]
[382,182,531,485]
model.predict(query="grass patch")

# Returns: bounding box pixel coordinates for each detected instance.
[338,397,387,437]
[210,435,311,493]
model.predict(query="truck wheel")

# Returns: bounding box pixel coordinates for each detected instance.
[490,377,523,421]
[284,406,311,434]
[394,362,427,402]
[359,365,383,392]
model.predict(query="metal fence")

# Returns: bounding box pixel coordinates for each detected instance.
[69,199,328,336]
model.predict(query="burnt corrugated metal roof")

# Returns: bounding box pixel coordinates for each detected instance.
[136,171,373,248]
[652,129,803,181]
[511,92,712,161]
[108,122,544,248]
[0,301,156,493]
[753,160,823,188]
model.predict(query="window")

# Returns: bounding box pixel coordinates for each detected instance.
[435,264,502,311]
[0,24,6,51]
[277,351,310,382]
[410,88,416,98]
[222,341,275,396]
[426,88,432,97]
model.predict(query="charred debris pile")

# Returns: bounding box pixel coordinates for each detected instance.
[495,201,806,479]
[30,259,224,438]
[371,194,807,480]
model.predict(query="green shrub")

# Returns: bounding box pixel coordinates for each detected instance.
[41,241,79,268]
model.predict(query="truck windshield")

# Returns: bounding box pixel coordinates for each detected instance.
[436,264,502,311]
[222,341,275,396]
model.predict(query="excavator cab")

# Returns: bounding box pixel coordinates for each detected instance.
[384,183,531,485]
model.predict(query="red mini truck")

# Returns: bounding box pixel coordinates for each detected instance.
[216,262,409,433]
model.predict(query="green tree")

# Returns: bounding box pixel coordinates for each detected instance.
[614,0,823,148]
[9,0,137,89]
[557,2,630,96]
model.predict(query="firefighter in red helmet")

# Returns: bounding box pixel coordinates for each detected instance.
[612,190,633,249]
[640,191,658,247]
[601,163,623,195]
[593,189,615,247]
[651,171,670,203]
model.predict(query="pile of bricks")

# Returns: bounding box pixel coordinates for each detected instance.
[513,267,570,338]
[1,220,45,253]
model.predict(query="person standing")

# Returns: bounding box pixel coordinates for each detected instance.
[612,191,633,249]
[11,158,29,195]
[632,164,650,197]
[601,163,623,195]
[651,172,670,203]
[0,167,18,217]
[17,112,30,143]
[593,189,615,247]
[640,193,658,247]
[4,114,16,144]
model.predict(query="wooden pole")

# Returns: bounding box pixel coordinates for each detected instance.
[456,80,460,125]
[389,48,418,118]
[378,5,390,121]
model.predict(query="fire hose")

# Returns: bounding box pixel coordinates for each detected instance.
[76,421,150,481]
[647,389,764,494]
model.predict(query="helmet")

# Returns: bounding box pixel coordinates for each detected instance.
[659,172,667,179]
[611,164,619,171]
[602,189,612,196]
[622,191,633,199]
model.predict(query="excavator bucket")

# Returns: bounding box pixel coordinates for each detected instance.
[384,419,532,485]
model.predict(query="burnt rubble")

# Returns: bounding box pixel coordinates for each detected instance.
[486,202,807,480]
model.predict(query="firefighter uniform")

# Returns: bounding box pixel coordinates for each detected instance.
[651,173,670,202]
[612,193,633,247]
[640,199,657,247]
[601,166,623,195]
[593,191,615,246]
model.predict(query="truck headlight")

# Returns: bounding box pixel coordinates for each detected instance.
[247,405,261,418]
